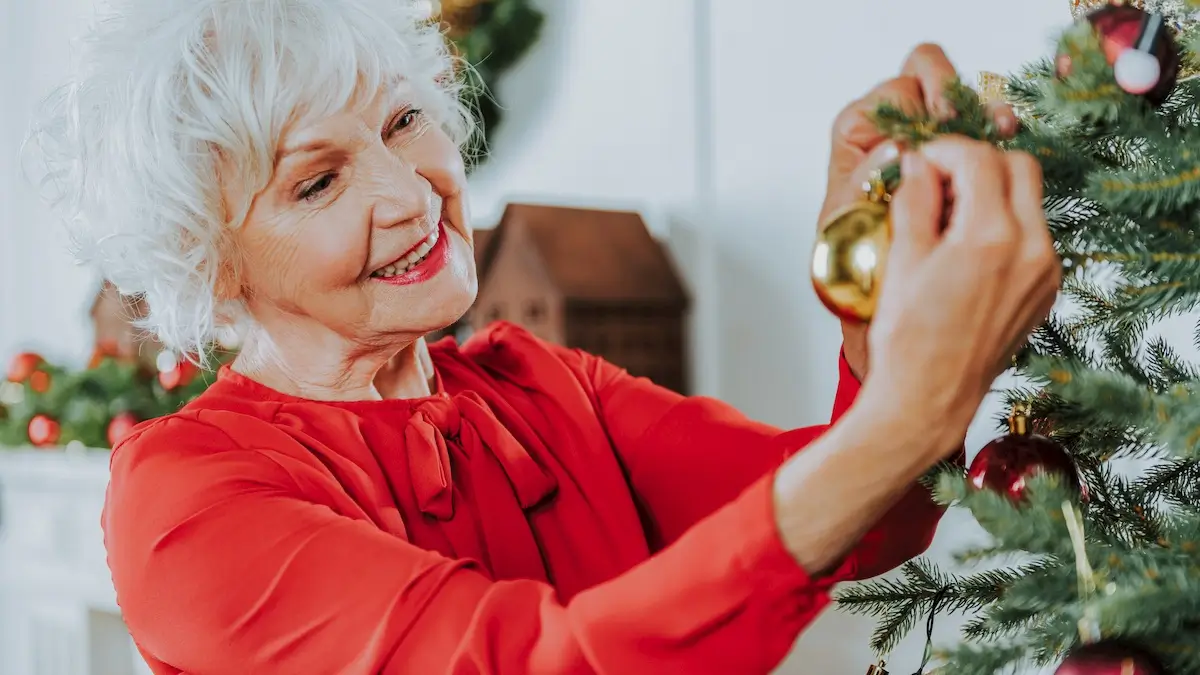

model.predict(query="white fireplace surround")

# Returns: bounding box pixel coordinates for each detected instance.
[0,449,152,675]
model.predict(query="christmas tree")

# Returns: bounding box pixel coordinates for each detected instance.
[829,1,1200,673]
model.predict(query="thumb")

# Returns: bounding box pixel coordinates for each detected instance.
[889,152,942,259]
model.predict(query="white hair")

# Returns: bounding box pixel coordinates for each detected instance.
[25,0,475,358]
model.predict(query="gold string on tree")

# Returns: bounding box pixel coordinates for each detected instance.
[1052,503,1164,675]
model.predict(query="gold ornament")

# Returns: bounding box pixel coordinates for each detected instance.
[811,170,891,323]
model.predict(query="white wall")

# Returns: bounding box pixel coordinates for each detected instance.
[0,0,1099,673]
[1,0,99,367]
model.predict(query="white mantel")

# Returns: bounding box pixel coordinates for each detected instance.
[0,448,150,675]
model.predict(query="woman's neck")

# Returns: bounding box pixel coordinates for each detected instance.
[230,328,436,402]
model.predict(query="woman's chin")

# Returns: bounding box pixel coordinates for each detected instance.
[371,268,476,334]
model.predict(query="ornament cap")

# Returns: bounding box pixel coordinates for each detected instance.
[863,169,891,205]
[1008,402,1033,436]
[865,662,889,675]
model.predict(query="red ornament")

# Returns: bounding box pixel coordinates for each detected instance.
[158,358,198,391]
[28,370,51,394]
[27,414,61,448]
[1057,3,1181,105]
[6,353,44,383]
[106,412,139,447]
[88,340,120,369]
[1055,641,1162,675]
[968,406,1085,503]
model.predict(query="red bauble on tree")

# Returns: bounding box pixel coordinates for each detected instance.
[1056,641,1163,675]
[1057,3,1181,105]
[968,404,1086,503]
[7,352,44,383]
[107,412,139,447]
[27,414,61,448]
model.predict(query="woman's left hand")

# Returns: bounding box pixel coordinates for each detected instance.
[818,43,1020,379]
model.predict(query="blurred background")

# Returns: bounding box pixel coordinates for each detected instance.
[0,0,1091,673]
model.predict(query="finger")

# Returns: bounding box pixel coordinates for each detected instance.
[830,77,924,160]
[900,43,959,120]
[986,101,1020,138]
[1005,151,1062,299]
[916,137,1013,242]
[889,151,943,258]
[1003,151,1046,237]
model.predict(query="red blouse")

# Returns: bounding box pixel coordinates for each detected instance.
[103,322,948,674]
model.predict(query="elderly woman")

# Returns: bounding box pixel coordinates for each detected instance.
[30,0,1059,673]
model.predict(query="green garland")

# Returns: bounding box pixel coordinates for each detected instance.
[441,0,544,167]
[0,352,232,450]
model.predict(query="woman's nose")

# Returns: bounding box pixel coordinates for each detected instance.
[369,152,432,230]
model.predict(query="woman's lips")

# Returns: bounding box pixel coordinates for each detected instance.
[370,222,450,286]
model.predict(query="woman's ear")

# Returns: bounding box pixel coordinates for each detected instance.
[212,247,243,302]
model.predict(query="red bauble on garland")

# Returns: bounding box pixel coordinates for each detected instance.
[7,352,44,383]
[157,351,198,391]
[107,412,139,447]
[88,340,120,369]
[27,414,61,448]
[28,370,51,394]
[1056,3,1181,105]
[968,405,1085,503]
[1055,641,1163,675]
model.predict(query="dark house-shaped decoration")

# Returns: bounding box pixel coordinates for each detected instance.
[89,281,161,370]
[469,203,690,393]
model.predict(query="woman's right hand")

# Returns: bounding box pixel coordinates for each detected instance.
[772,136,1059,576]
[867,137,1061,436]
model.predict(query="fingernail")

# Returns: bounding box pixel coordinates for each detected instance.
[997,110,1018,136]
[874,141,901,166]
[901,151,919,176]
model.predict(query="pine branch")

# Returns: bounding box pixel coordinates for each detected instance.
[1030,357,1200,460]
[835,559,1045,655]
[1145,337,1199,388]
[1136,459,1200,506]
[870,78,1002,151]
[932,642,1041,675]
[1084,137,1200,219]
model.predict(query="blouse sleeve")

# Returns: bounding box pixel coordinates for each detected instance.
[561,347,961,580]
[105,416,848,675]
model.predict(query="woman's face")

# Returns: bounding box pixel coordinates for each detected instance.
[227,83,475,349]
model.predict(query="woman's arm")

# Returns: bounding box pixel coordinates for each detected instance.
[558,344,959,580]
[106,417,845,675]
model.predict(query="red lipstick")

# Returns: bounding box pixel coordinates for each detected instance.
[372,222,450,286]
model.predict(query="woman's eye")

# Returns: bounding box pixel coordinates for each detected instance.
[299,173,336,201]
[389,108,425,137]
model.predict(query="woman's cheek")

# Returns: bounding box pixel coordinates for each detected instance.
[299,202,372,288]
